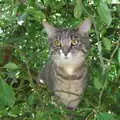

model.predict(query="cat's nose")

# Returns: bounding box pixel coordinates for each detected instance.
[64,52,68,56]
[62,48,69,56]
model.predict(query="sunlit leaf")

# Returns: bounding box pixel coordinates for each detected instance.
[0,79,15,108]
[0,108,8,117]
[26,7,45,21]
[94,76,103,89]
[4,62,19,70]
[96,112,115,120]
[102,37,112,51]
[28,92,39,106]
[74,0,83,19]
[97,1,112,26]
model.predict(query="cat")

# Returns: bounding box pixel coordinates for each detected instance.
[37,18,91,110]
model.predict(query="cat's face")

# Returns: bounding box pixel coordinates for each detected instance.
[49,29,89,57]
[43,19,91,65]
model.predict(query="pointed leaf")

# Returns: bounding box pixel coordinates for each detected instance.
[26,8,45,21]
[97,1,112,26]
[0,79,15,108]
[74,0,83,19]
[102,37,112,51]
[4,62,19,70]
[96,112,115,120]
[94,76,103,89]
[28,92,39,106]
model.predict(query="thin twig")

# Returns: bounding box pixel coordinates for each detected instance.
[98,39,120,109]
[92,18,106,110]
[85,109,97,120]
[17,50,35,88]
[110,41,120,62]
[93,19,105,73]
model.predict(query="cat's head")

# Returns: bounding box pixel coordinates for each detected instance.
[43,19,91,65]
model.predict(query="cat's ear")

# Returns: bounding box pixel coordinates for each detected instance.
[78,18,91,35]
[42,21,57,37]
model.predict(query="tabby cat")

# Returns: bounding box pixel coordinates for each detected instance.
[38,19,91,109]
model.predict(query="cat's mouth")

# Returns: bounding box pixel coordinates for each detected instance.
[60,50,72,59]
[64,56,69,59]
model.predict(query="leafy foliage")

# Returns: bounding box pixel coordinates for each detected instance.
[0,0,119,120]
[0,78,15,109]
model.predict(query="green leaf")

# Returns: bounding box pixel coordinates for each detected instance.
[0,79,15,108]
[96,112,115,120]
[26,7,45,21]
[74,0,83,19]
[118,48,120,63]
[0,108,8,117]
[94,76,103,89]
[4,62,19,70]
[97,1,112,26]
[28,92,39,106]
[102,37,112,51]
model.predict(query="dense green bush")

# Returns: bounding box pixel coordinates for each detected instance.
[0,0,119,120]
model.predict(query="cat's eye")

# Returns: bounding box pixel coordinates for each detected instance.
[71,40,78,46]
[54,40,61,47]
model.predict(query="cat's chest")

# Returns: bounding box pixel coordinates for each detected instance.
[55,58,80,75]
[62,64,76,75]
[53,51,85,75]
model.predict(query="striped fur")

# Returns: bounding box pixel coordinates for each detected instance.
[38,19,91,109]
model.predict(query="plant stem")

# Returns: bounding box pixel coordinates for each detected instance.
[93,18,106,110]
[93,19,105,73]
